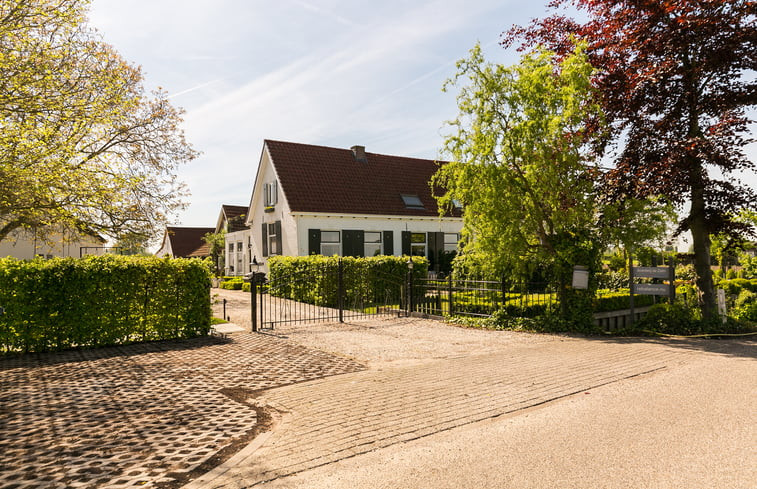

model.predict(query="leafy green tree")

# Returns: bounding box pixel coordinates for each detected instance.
[507,0,757,317]
[203,230,226,276]
[0,0,197,244]
[434,42,604,319]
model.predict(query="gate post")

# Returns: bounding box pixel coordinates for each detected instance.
[448,274,454,316]
[338,258,344,323]
[251,278,258,332]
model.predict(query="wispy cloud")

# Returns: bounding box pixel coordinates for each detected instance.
[168,79,223,99]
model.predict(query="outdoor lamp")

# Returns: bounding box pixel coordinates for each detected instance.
[407,258,414,270]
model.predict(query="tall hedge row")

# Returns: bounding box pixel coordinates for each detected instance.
[0,256,212,353]
[266,255,428,308]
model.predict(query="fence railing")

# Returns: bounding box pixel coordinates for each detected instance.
[410,276,557,319]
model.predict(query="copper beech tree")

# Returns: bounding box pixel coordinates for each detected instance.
[506,0,757,317]
[0,0,197,244]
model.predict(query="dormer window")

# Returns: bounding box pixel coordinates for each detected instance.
[264,181,278,208]
[401,194,424,209]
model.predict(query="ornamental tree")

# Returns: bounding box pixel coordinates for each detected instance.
[434,43,605,319]
[0,0,197,244]
[506,0,757,317]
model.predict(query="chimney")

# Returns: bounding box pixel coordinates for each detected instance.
[351,145,367,163]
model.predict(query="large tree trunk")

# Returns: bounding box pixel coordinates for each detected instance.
[689,166,717,318]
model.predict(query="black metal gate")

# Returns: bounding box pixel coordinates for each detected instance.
[250,260,406,330]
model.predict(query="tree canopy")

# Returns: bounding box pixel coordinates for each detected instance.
[506,0,757,316]
[434,42,604,284]
[0,0,197,245]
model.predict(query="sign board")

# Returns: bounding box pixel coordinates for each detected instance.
[633,266,670,279]
[717,289,727,320]
[632,283,670,295]
[572,266,589,289]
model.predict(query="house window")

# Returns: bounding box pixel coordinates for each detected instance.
[410,232,426,256]
[364,232,382,256]
[401,194,424,209]
[264,181,278,207]
[228,243,234,254]
[268,223,279,255]
[444,233,458,252]
[321,231,340,256]
[236,241,243,252]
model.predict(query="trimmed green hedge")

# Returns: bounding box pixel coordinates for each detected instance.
[0,256,212,353]
[594,290,655,312]
[267,255,428,308]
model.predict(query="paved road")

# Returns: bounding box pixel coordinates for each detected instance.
[256,344,756,489]
[184,326,756,489]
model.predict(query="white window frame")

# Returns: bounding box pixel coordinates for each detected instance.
[410,232,426,257]
[443,233,459,252]
[268,222,279,255]
[321,230,340,256]
[264,181,278,207]
[364,231,382,257]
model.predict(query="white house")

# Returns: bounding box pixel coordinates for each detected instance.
[226,140,463,275]
[0,227,106,259]
[214,205,251,275]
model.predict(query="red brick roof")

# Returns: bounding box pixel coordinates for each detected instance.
[165,226,214,258]
[265,140,459,217]
[221,205,249,232]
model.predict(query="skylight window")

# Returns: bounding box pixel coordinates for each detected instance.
[401,194,424,209]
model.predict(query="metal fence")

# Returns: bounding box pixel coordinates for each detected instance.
[411,276,557,318]
[249,263,561,330]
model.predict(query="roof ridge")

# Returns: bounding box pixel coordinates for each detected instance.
[264,139,444,164]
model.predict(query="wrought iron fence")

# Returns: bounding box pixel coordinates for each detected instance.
[411,276,558,318]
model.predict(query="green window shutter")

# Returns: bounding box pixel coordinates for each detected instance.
[261,223,268,257]
[383,231,394,256]
[342,230,365,257]
[401,231,411,256]
[308,229,321,255]
[275,221,282,255]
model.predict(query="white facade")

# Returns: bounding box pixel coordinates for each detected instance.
[0,228,104,260]
[226,144,463,274]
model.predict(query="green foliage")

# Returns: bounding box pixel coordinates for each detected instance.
[739,253,757,279]
[594,291,654,312]
[717,279,757,296]
[435,41,604,286]
[636,303,697,335]
[596,270,627,290]
[267,255,428,309]
[203,230,226,276]
[220,279,243,290]
[0,0,196,244]
[0,255,211,353]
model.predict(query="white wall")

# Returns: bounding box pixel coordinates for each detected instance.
[0,228,104,259]
[293,213,463,257]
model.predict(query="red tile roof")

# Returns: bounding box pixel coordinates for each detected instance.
[221,205,250,232]
[165,226,214,258]
[265,140,459,217]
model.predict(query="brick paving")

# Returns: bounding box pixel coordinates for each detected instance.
[0,334,364,489]
[186,337,693,488]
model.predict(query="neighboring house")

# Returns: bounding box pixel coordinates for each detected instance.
[214,205,251,276]
[156,226,214,258]
[226,140,463,275]
[0,227,106,259]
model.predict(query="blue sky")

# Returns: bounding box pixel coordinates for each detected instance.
[88,0,755,233]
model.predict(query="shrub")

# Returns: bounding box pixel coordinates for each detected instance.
[266,255,428,309]
[0,255,211,354]
[636,303,697,335]
[220,280,243,290]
